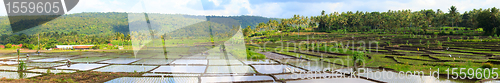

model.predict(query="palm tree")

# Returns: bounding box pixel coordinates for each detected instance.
[449,6,458,27]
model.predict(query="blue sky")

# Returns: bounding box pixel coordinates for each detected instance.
[1,0,500,18]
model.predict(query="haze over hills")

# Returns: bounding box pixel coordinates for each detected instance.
[0,12,278,36]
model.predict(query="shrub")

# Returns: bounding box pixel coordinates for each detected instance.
[5,44,12,48]
[18,60,26,71]
[46,69,52,74]
[480,63,494,69]
[467,60,473,66]
[426,40,431,48]
[495,34,499,38]
[436,41,442,48]
[439,31,446,35]
[386,41,391,46]
[447,37,451,41]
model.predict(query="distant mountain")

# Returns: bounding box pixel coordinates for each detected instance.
[0,12,278,36]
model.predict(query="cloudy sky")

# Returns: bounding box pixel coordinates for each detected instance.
[1,0,500,18]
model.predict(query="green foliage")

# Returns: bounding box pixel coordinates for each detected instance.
[439,31,446,35]
[477,8,500,36]
[0,13,274,47]
[5,44,11,48]
[436,40,442,48]
[497,27,500,36]
[352,51,365,66]
[246,49,266,59]
[480,63,494,69]
[46,69,52,74]
[18,60,26,71]
[466,60,473,66]
[426,40,431,48]
[245,6,499,38]
[386,41,391,46]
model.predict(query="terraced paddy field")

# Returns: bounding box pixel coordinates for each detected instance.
[249,33,500,83]
[0,47,378,83]
[0,34,499,83]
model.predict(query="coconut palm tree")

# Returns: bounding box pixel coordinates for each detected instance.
[449,6,458,27]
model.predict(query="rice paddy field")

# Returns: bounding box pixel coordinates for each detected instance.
[0,32,499,83]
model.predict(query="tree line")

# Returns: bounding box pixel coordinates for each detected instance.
[243,6,500,36]
[0,32,130,49]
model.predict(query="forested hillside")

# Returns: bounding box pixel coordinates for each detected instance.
[0,12,276,48]
[0,12,276,36]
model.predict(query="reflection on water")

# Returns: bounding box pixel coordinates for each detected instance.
[242,59,277,65]
[252,65,304,74]
[171,59,208,65]
[93,65,157,72]
[0,66,32,71]
[208,60,243,65]
[100,58,141,64]
[31,57,70,62]
[132,59,173,65]
[0,71,41,79]
[205,66,256,73]
[26,63,64,68]
[70,57,113,62]
[0,61,18,65]
[54,64,108,71]
[151,66,206,73]
[200,76,274,83]
[105,77,198,83]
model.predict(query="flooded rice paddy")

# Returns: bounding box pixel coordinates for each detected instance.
[0,49,491,82]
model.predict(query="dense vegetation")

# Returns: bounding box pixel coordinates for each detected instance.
[0,12,275,49]
[244,6,500,37]
[244,6,500,81]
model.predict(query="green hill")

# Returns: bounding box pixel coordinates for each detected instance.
[0,12,277,36]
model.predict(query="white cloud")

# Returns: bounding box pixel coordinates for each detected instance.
[208,0,221,6]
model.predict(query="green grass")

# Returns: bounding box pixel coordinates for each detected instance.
[455,49,500,54]
[429,50,477,55]
[397,55,436,61]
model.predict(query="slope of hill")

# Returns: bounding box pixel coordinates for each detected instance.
[0,12,277,36]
